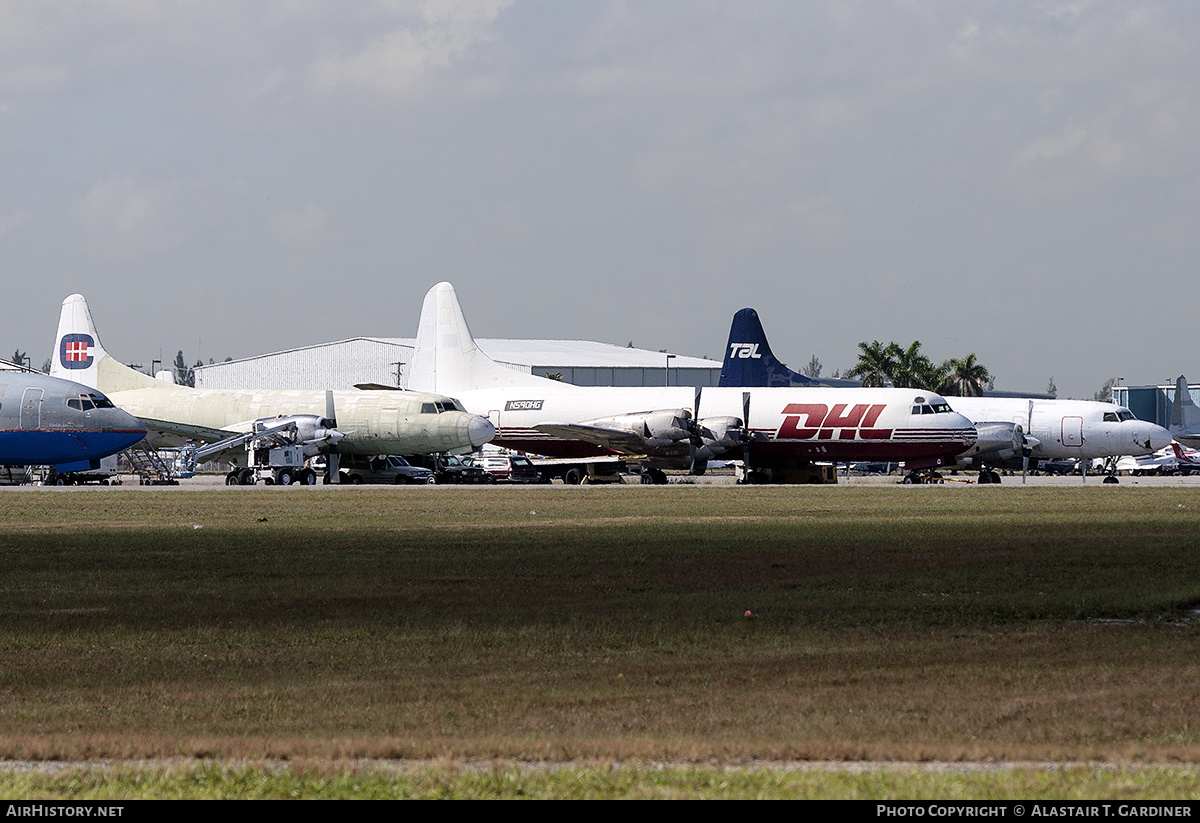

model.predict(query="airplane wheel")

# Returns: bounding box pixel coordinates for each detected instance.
[1103,476,1119,484]
[989,471,1001,484]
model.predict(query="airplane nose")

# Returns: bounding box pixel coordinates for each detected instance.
[1146,423,1173,453]
[468,415,496,448]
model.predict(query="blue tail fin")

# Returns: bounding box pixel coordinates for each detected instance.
[718,308,818,388]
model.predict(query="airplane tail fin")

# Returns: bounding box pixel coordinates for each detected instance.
[409,281,549,394]
[51,294,165,393]
[1170,376,1200,435]
[718,308,817,388]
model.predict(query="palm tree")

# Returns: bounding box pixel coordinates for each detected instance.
[938,354,992,397]
[848,340,899,387]
[891,341,947,390]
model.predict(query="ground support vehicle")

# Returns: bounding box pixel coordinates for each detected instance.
[734,460,839,485]
[528,456,628,485]
[214,419,320,486]
[43,454,123,485]
[468,454,545,484]
[407,453,491,484]
[337,455,434,485]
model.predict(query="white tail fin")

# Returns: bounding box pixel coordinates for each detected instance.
[409,281,550,394]
[51,294,164,393]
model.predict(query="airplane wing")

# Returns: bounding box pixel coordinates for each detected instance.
[138,417,248,448]
[533,423,666,456]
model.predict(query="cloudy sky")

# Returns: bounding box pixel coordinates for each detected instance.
[3,1,1197,398]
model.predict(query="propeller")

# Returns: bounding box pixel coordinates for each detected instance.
[326,390,341,484]
[688,386,702,475]
[742,391,752,480]
[1021,400,1033,484]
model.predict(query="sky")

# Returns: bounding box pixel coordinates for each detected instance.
[3,1,1198,399]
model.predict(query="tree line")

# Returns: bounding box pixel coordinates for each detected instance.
[847,340,993,396]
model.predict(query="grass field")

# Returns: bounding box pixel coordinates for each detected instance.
[1,485,1199,797]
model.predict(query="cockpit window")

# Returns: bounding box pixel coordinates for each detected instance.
[421,403,436,414]
[67,395,96,412]
[89,393,115,409]
[1118,409,1135,421]
[912,403,953,415]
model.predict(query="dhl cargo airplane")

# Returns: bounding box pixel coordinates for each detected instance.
[407,282,978,483]
[718,307,1171,483]
[50,294,495,482]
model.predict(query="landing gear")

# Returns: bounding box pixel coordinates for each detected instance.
[1100,456,1120,484]
[977,469,1002,484]
[641,468,668,485]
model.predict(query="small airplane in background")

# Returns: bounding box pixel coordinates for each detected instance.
[50,294,495,482]
[407,282,978,483]
[0,367,146,480]
[717,307,1171,483]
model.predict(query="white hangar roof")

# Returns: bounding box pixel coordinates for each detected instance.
[194,337,721,390]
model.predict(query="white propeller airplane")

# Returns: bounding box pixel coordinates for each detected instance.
[50,294,495,482]
[717,307,1171,484]
[407,282,978,483]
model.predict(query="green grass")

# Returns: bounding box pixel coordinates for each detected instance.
[1,486,1199,795]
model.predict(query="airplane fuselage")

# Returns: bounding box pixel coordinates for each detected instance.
[949,397,1170,462]
[0,372,146,467]
[455,384,977,464]
[105,382,490,456]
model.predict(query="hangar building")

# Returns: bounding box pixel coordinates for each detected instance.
[194,338,723,390]
[1113,381,1199,429]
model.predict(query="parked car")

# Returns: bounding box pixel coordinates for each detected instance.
[338,455,434,485]
[407,453,493,484]
[467,454,544,483]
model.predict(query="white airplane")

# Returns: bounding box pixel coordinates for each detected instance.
[1169,376,1200,449]
[407,282,978,483]
[50,294,495,481]
[716,306,1172,484]
[1114,447,1178,476]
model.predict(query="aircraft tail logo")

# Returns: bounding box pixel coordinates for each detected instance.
[59,333,94,369]
[51,293,161,393]
[718,308,818,389]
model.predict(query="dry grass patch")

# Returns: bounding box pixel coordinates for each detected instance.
[0,487,1197,763]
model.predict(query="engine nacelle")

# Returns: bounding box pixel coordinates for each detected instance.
[693,415,746,460]
[252,414,343,459]
[957,421,1023,462]
[583,408,693,449]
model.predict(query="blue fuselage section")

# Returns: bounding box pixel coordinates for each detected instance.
[0,372,146,468]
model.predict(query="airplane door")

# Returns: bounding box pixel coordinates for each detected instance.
[488,409,501,433]
[20,388,43,431]
[1061,416,1083,448]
